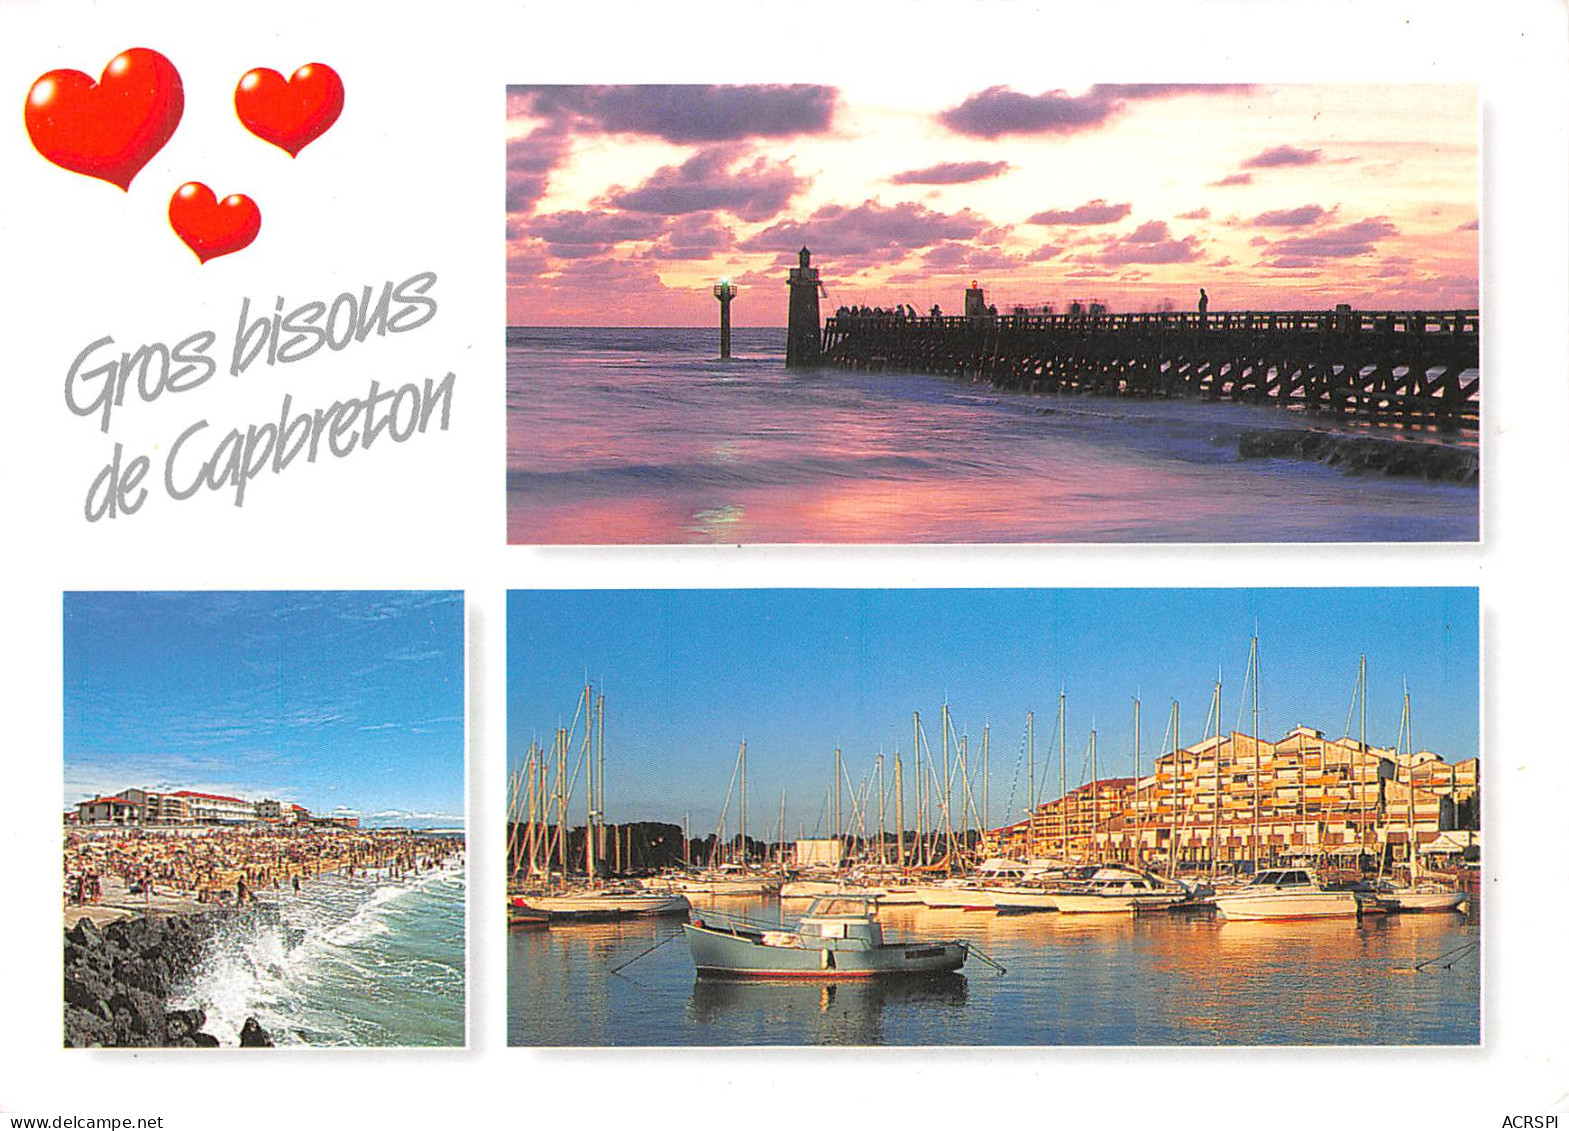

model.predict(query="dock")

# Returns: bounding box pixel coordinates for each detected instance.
[801,274,1478,431]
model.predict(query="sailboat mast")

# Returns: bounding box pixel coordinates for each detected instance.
[1250,635,1261,870]
[877,752,886,865]
[556,726,568,884]
[1089,727,1098,861]
[894,752,906,869]
[913,712,923,867]
[1058,689,1067,860]
[739,739,748,867]
[597,691,606,874]
[935,705,947,865]
[1211,671,1222,877]
[1358,654,1368,857]
[982,723,990,846]
[1026,710,1036,860]
[1168,701,1179,879]
[1404,687,1415,876]
[584,684,595,883]
[1131,699,1141,864]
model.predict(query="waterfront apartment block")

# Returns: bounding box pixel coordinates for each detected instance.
[994,726,1478,868]
[70,787,361,830]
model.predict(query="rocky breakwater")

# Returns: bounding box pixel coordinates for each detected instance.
[64,914,274,1048]
[1238,428,1479,485]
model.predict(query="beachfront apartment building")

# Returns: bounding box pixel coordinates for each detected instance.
[171,790,257,824]
[992,726,1478,868]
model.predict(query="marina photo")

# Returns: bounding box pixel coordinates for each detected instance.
[505,587,1479,1046]
[505,84,1479,544]
[63,591,467,1049]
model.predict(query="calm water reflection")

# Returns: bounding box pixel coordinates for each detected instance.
[506,895,1479,1046]
[505,327,1478,544]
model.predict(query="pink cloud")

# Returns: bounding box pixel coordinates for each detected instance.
[1243,145,1323,168]
[602,145,806,221]
[890,160,1011,185]
[1028,199,1132,226]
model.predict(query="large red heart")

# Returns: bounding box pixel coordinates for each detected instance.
[235,63,344,157]
[25,47,184,190]
[168,182,261,263]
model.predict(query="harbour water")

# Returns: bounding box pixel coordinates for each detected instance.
[506,894,1478,1046]
[506,327,1478,544]
[172,861,466,1047]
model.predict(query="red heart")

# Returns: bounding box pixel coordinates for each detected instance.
[235,63,344,157]
[24,47,184,190]
[168,183,260,263]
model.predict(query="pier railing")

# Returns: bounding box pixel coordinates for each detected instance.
[820,308,1480,430]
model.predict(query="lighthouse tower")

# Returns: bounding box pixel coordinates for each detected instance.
[786,246,821,368]
[713,278,737,358]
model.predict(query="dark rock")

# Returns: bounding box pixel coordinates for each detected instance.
[1238,428,1478,485]
[239,1017,275,1047]
[63,912,229,1049]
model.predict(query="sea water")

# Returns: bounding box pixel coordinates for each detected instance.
[171,862,466,1047]
[506,894,1479,1046]
[506,327,1478,544]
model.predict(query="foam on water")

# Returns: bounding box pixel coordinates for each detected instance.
[171,862,465,1047]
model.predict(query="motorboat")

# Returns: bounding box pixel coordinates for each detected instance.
[683,895,968,978]
[1213,867,1361,921]
[914,879,998,910]
[1050,865,1193,914]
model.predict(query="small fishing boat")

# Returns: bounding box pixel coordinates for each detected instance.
[684,895,968,978]
[518,886,692,920]
[1213,867,1361,921]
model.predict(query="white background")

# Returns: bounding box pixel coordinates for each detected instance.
[0,0,1563,1128]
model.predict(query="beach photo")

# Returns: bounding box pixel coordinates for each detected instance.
[505,83,1479,544]
[506,588,1479,1046]
[63,591,467,1049]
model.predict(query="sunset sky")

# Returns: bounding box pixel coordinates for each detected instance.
[505,83,1477,327]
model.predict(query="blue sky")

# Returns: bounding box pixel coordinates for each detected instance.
[507,588,1478,833]
[65,592,465,827]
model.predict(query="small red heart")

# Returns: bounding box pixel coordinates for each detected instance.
[24,47,184,190]
[168,182,260,263]
[235,63,344,157]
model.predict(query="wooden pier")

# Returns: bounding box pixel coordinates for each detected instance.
[819,306,1480,431]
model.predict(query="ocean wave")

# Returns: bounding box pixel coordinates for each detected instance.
[169,863,465,1046]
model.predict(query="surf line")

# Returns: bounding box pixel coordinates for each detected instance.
[163,373,455,508]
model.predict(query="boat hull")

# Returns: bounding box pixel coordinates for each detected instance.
[683,922,966,978]
[913,884,997,910]
[520,892,692,919]
[1214,891,1360,920]
[1377,889,1468,913]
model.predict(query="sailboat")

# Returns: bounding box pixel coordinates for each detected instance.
[510,685,691,920]
[1373,688,1467,914]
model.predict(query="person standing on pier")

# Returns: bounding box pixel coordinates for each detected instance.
[1198,288,1209,318]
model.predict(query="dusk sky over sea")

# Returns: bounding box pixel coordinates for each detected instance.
[64,591,465,825]
[505,83,1477,326]
[507,589,1479,830]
